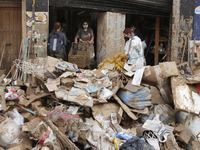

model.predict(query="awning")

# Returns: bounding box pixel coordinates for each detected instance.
[49,0,172,16]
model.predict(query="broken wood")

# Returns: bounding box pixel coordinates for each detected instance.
[154,16,160,65]
[0,41,6,69]
[25,93,50,107]
[33,105,80,150]
[181,38,187,64]
[113,95,138,120]
[196,43,200,63]
[1,92,6,111]
[192,39,196,64]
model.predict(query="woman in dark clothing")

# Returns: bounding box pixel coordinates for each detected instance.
[48,22,67,60]
[75,21,94,44]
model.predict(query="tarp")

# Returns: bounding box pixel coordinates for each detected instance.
[117,87,151,110]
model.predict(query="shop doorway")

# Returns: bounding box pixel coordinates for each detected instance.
[49,7,98,61]
[125,14,171,65]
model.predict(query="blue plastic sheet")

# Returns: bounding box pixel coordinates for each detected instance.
[151,104,175,125]
[117,87,151,110]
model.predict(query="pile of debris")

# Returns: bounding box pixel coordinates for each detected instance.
[0,55,200,150]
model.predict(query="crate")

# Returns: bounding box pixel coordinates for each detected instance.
[68,42,91,68]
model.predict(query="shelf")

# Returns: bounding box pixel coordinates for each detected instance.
[150,50,166,55]
[145,27,169,30]
[153,37,168,42]
[153,39,168,42]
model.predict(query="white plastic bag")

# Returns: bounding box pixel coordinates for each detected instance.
[8,108,24,127]
[0,118,20,147]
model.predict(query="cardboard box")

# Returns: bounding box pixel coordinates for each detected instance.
[159,61,179,77]
[178,128,192,144]
[61,77,74,87]
[143,65,167,86]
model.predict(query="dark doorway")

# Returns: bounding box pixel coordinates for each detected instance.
[125,14,170,65]
[49,7,98,61]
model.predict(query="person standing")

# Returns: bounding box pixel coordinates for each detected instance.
[75,21,94,44]
[124,28,146,69]
[48,22,67,60]
[74,21,95,68]
[130,25,147,50]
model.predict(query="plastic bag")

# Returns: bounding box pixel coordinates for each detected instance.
[119,138,155,150]
[8,108,24,127]
[0,118,20,147]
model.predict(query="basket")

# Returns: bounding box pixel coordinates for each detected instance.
[68,42,92,68]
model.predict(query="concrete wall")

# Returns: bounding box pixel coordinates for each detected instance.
[22,0,49,58]
[171,0,195,63]
[97,12,125,64]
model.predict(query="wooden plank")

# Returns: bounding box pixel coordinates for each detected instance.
[1,92,6,111]
[197,44,200,63]
[167,13,172,61]
[113,95,138,120]
[154,16,160,65]
[181,38,187,64]
[0,4,21,8]
[24,93,50,107]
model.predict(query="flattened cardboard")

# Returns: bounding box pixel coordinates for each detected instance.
[165,134,180,150]
[186,76,200,84]
[93,70,104,78]
[21,112,34,122]
[61,77,74,87]
[158,81,173,104]
[125,79,143,93]
[159,61,179,77]
[192,141,200,150]
[46,56,60,73]
[92,102,120,117]
[24,93,50,107]
[7,144,25,150]
[171,77,200,114]
[130,107,150,115]
[143,65,167,86]
[132,67,145,86]
[113,95,138,120]
[44,83,58,92]
[174,124,184,133]
[150,86,165,104]
[178,128,192,144]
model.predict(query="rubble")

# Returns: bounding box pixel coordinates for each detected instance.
[0,54,200,150]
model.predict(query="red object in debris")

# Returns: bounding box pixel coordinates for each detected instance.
[196,84,200,94]
[39,130,50,146]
